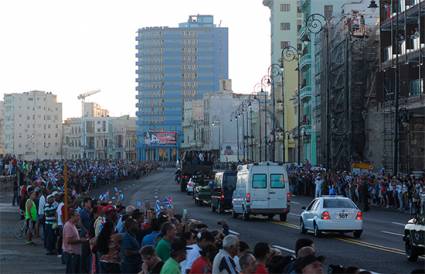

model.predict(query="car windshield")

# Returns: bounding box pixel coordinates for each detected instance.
[323,199,357,209]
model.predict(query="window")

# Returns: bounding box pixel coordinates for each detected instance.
[270,174,285,188]
[280,23,291,31]
[281,41,290,49]
[280,3,290,11]
[323,199,357,208]
[252,174,267,189]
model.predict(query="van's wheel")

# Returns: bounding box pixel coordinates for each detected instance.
[313,222,322,237]
[280,213,288,222]
[300,219,307,234]
[268,214,274,221]
[242,210,250,221]
[405,236,419,262]
[353,230,362,239]
[231,210,239,219]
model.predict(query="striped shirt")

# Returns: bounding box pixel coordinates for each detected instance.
[44,202,58,224]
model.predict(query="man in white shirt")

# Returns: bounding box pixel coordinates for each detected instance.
[314,175,324,198]
[183,230,215,274]
[212,235,240,274]
[37,188,46,243]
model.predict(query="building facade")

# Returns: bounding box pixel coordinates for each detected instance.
[3,91,62,160]
[136,15,228,161]
[62,116,136,161]
[263,0,302,163]
[83,102,109,118]
[377,0,425,173]
[0,101,4,156]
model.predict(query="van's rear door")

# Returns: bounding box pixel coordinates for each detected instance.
[268,167,287,209]
[250,173,268,209]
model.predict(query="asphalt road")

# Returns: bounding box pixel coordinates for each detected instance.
[116,169,424,274]
[1,169,424,274]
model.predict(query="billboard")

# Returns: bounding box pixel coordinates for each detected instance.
[144,131,177,145]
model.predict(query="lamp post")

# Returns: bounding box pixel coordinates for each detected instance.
[267,64,283,162]
[231,113,240,163]
[281,45,302,166]
[303,13,330,170]
[253,83,264,162]
[261,75,271,161]
[212,120,221,162]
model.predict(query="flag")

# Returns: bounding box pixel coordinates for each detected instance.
[155,200,161,216]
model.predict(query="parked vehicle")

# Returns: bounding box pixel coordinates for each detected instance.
[194,177,213,206]
[300,196,363,238]
[404,193,425,262]
[232,162,290,221]
[211,171,237,214]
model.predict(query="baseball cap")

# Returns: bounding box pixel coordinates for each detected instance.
[294,254,325,272]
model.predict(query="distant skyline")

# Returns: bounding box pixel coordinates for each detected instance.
[0,0,270,120]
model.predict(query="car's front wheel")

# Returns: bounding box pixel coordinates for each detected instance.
[405,236,419,262]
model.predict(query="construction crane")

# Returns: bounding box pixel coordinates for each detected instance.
[77,89,101,159]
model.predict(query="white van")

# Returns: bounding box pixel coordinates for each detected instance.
[232,162,291,221]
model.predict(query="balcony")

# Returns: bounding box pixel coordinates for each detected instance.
[299,54,311,70]
[300,85,312,101]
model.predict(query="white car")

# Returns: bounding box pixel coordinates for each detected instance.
[300,196,363,238]
[186,178,195,195]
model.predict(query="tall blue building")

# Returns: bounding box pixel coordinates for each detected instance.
[136,15,228,161]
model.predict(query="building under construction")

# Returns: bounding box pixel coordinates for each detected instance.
[376,0,425,174]
[315,10,379,171]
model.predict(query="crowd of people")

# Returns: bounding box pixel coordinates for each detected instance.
[288,166,425,214]
[19,186,382,274]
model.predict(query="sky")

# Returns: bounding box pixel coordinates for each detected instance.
[0,0,271,120]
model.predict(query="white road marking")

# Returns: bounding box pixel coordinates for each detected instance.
[289,213,300,217]
[381,230,404,237]
[272,245,295,254]
[391,222,405,227]
[229,229,240,236]
[290,201,301,205]
[0,203,19,213]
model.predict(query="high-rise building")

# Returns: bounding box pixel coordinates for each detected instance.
[136,15,228,161]
[3,91,62,160]
[0,101,4,156]
[263,0,302,163]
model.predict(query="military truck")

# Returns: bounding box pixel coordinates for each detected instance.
[178,150,215,192]
[404,193,425,262]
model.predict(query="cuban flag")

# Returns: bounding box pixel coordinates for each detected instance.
[155,200,162,216]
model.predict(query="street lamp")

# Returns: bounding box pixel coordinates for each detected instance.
[267,63,283,162]
[281,45,302,166]
[303,13,330,170]
[211,120,221,162]
[261,75,271,161]
[230,112,240,163]
[253,83,265,162]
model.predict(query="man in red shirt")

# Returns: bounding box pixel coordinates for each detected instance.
[63,209,89,274]
[190,244,217,274]
[253,242,271,274]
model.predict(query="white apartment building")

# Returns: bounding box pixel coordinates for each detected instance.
[84,102,109,118]
[3,91,62,160]
[0,101,4,156]
[62,115,136,161]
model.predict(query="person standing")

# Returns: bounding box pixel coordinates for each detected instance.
[314,175,324,198]
[79,197,93,274]
[63,209,89,274]
[140,245,164,274]
[155,222,177,262]
[160,238,187,274]
[212,235,240,274]
[253,243,270,274]
[120,218,142,274]
[44,194,58,255]
[25,189,38,245]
